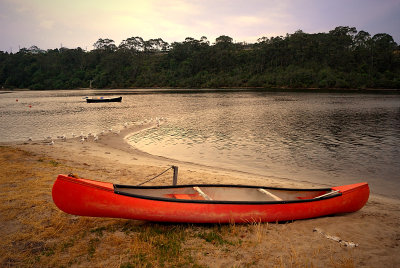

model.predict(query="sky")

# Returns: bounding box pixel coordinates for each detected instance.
[1,0,399,52]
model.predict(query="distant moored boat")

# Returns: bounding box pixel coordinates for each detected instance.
[86,96,122,103]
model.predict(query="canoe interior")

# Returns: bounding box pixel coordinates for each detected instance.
[114,185,332,202]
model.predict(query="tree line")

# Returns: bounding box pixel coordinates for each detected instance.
[1,26,399,90]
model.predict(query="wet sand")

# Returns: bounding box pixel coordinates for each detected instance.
[1,123,400,267]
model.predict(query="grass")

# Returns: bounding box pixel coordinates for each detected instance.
[0,145,362,267]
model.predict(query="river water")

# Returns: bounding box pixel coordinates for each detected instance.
[1,89,399,198]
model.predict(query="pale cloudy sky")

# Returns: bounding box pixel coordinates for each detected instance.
[0,0,399,52]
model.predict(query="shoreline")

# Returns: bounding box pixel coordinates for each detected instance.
[4,122,399,203]
[1,125,400,267]
[2,87,400,94]
[5,123,305,188]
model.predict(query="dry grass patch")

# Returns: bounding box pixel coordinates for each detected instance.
[0,146,203,267]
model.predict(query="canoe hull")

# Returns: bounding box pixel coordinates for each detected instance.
[86,96,122,103]
[52,175,369,223]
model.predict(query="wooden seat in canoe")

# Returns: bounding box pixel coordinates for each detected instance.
[258,188,282,201]
[193,186,212,200]
[163,187,213,200]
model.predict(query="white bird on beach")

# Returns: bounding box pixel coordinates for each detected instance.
[57,134,67,141]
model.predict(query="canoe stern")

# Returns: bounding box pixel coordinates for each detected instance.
[332,182,370,213]
[52,174,115,217]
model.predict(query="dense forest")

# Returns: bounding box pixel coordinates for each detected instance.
[1,26,399,90]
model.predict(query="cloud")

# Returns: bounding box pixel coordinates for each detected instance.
[133,0,294,43]
[233,16,264,27]
[39,19,54,30]
[0,0,399,52]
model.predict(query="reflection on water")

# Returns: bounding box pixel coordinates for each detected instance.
[0,90,155,141]
[1,90,400,198]
[129,92,400,198]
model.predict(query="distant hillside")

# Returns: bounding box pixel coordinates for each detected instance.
[1,26,399,90]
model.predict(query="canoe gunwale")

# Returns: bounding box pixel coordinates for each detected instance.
[113,184,341,205]
[114,183,332,191]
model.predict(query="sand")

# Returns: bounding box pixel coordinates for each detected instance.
[1,123,400,267]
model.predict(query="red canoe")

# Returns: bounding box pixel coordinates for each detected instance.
[52,174,369,223]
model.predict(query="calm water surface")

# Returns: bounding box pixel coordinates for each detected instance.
[1,89,399,198]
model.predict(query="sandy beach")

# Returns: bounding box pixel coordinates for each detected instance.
[1,124,400,267]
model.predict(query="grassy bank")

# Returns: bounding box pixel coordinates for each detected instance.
[1,145,397,267]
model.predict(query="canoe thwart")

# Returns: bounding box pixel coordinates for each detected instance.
[258,188,283,201]
[314,190,340,199]
[193,186,212,200]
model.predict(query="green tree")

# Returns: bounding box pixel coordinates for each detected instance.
[93,38,117,51]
